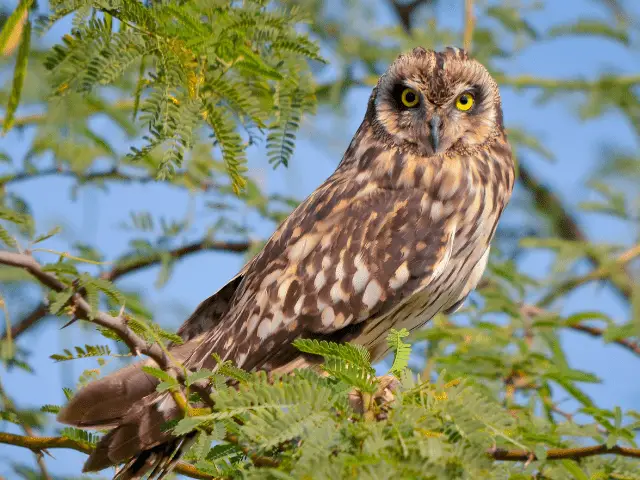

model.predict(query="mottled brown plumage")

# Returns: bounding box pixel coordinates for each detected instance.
[58,47,515,479]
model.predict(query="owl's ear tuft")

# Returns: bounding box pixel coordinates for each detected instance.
[411,46,428,56]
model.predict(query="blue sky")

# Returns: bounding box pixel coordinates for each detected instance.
[1,0,639,477]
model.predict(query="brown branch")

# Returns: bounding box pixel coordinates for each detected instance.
[0,381,51,480]
[1,303,48,342]
[463,0,475,52]
[521,304,640,357]
[0,250,172,370]
[1,240,252,341]
[0,100,135,129]
[0,167,221,192]
[518,163,633,301]
[389,0,435,32]
[539,242,640,306]
[489,444,640,461]
[0,432,214,479]
[103,240,252,282]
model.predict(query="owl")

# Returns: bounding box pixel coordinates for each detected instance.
[58,47,515,479]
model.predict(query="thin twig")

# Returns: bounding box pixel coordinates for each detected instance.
[463,0,475,52]
[0,250,172,370]
[0,382,52,480]
[519,164,634,302]
[0,166,221,192]
[0,432,214,479]
[539,243,640,306]
[389,0,435,32]
[520,304,640,357]
[1,240,252,341]
[489,444,640,461]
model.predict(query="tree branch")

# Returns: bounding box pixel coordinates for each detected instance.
[0,250,172,370]
[0,381,51,480]
[519,163,634,301]
[463,0,475,52]
[103,240,252,282]
[0,432,214,479]
[1,239,252,341]
[539,242,640,306]
[521,304,640,357]
[489,444,640,461]
[389,0,435,32]
[0,166,221,192]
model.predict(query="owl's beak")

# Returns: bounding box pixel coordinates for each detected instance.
[429,115,441,153]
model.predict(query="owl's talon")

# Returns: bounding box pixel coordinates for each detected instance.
[348,374,400,419]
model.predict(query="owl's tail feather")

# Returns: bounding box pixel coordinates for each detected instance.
[57,360,194,479]
[57,361,159,428]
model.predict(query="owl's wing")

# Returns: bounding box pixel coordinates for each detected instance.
[186,180,458,371]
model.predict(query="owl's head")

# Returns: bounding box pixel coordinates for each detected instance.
[371,47,503,156]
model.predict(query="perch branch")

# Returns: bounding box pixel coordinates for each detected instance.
[0,250,172,370]
[1,239,252,341]
[0,432,214,479]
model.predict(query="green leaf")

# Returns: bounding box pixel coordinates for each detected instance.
[0,0,32,56]
[2,18,31,134]
[561,460,590,480]
[293,339,374,374]
[142,366,175,383]
[32,226,62,245]
[173,416,209,436]
[386,328,412,376]
[0,224,17,248]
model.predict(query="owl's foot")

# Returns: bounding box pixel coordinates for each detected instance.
[348,374,400,420]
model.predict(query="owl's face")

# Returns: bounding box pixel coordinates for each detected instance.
[373,47,503,156]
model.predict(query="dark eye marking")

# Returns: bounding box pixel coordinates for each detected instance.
[392,84,421,110]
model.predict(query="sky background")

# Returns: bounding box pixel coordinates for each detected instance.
[1,0,639,477]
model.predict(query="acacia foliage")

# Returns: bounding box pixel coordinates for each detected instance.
[0,0,639,479]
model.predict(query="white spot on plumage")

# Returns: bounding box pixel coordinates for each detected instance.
[352,255,370,293]
[322,255,332,269]
[430,201,443,220]
[321,306,335,327]
[157,393,176,414]
[278,277,294,301]
[390,262,410,289]
[260,269,281,289]
[330,282,349,303]
[355,171,369,183]
[236,352,248,367]
[224,337,233,349]
[320,232,334,251]
[362,279,383,309]
[257,319,272,339]
[314,271,326,290]
[335,260,346,280]
[271,310,284,330]
[294,295,305,315]
[288,234,320,261]
[246,314,260,336]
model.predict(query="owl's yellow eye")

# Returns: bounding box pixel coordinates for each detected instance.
[401,88,420,108]
[455,92,475,111]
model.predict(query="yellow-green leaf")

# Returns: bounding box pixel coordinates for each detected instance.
[0,0,32,56]
[2,18,31,134]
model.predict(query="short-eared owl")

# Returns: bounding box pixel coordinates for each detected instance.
[58,46,515,479]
